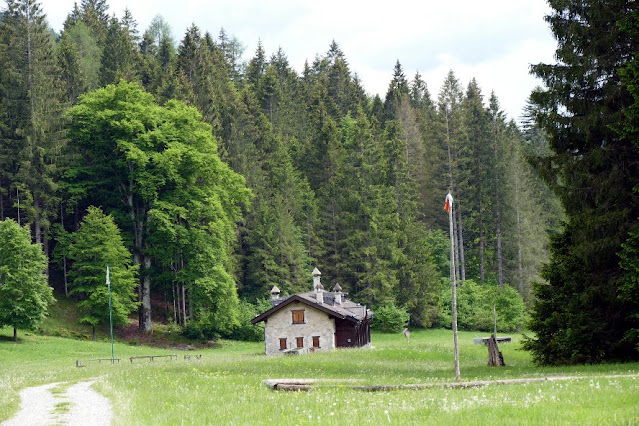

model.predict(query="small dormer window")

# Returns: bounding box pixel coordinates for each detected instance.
[292,309,305,324]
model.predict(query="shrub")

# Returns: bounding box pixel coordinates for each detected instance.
[181,321,220,342]
[153,323,182,335]
[438,279,526,332]
[182,322,205,341]
[226,299,269,341]
[371,304,410,333]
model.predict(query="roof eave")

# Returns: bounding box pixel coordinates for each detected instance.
[250,295,351,324]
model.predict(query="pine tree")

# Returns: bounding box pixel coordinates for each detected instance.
[411,72,446,229]
[78,0,108,45]
[384,60,410,122]
[68,206,138,340]
[437,71,468,282]
[58,20,102,95]
[100,15,139,85]
[488,93,506,287]
[461,79,492,281]
[0,0,66,251]
[228,89,315,300]
[524,0,639,364]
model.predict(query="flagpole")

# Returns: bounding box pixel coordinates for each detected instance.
[107,265,114,365]
[446,193,461,381]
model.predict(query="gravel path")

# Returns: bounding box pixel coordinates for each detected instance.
[2,380,113,426]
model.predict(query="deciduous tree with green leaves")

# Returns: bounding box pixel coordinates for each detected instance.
[66,81,250,332]
[0,218,54,341]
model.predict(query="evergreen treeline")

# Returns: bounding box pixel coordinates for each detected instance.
[0,0,560,336]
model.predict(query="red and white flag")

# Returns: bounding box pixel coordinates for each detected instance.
[444,193,453,212]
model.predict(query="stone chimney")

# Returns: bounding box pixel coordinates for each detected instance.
[312,267,321,289]
[313,268,324,304]
[333,283,343,305]
[270,285,280,302]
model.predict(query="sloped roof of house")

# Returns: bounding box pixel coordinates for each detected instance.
[250,291,372,325]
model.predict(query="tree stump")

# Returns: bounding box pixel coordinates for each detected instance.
[487,334,505,366]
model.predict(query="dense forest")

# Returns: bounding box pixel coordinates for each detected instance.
[0,0,564,340]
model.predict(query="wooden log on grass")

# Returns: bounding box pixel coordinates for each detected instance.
[274,383,311,391]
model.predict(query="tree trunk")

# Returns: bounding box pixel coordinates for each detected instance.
[128,190,152,332]
[493,122,504,287]
[331,201,338,276]
[16,188,20,226]
[141,254,152,331]
[172,281,178,325]
[487,334,505,366]
[13,327,17,342]
[515,173,524,294]
[92,325,96,341]
[479,204,485,282]
[495,200,503,287]
[33,193,42,244]
[453,209,461,282]
[478,149,485,282]
[43,229,49,278]
[61,206,68,296]
[163,291,168,322]
[181,282,187,325]
[456,201,466,281]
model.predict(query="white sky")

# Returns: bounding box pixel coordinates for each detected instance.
[33,0,556,121]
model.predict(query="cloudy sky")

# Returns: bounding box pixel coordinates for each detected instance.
[37,0,556,121]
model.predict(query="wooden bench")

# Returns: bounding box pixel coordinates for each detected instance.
[129,354,178,363]
[75,358,121,368]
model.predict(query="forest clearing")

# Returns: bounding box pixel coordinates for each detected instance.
[1,327,638,425]
[1,0,639,424]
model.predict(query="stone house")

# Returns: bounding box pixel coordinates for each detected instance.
[250,268,373,355]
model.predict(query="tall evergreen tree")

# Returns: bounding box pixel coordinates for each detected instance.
[78,0,108,45]
[58,20,102,96]
[384,60,410,122]
[100,15,139,85]
[461,79,492,282]
[437,71,468,282]
[0,0,66,251]
[68,206,138,340]
[524,0,639,364]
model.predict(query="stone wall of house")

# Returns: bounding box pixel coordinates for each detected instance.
[264,302,336,355]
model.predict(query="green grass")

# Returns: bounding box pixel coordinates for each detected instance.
[38,293,95,340]
[1,327,638,424]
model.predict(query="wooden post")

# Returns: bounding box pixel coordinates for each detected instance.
[487,334,505,367]
[493,304,497,338]
[446,193,460,381]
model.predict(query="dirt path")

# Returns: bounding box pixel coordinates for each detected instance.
[2,380,112,426]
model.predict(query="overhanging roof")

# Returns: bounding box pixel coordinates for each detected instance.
[250,294,364,325]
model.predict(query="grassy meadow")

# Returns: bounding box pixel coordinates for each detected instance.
[1,327,638,424]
